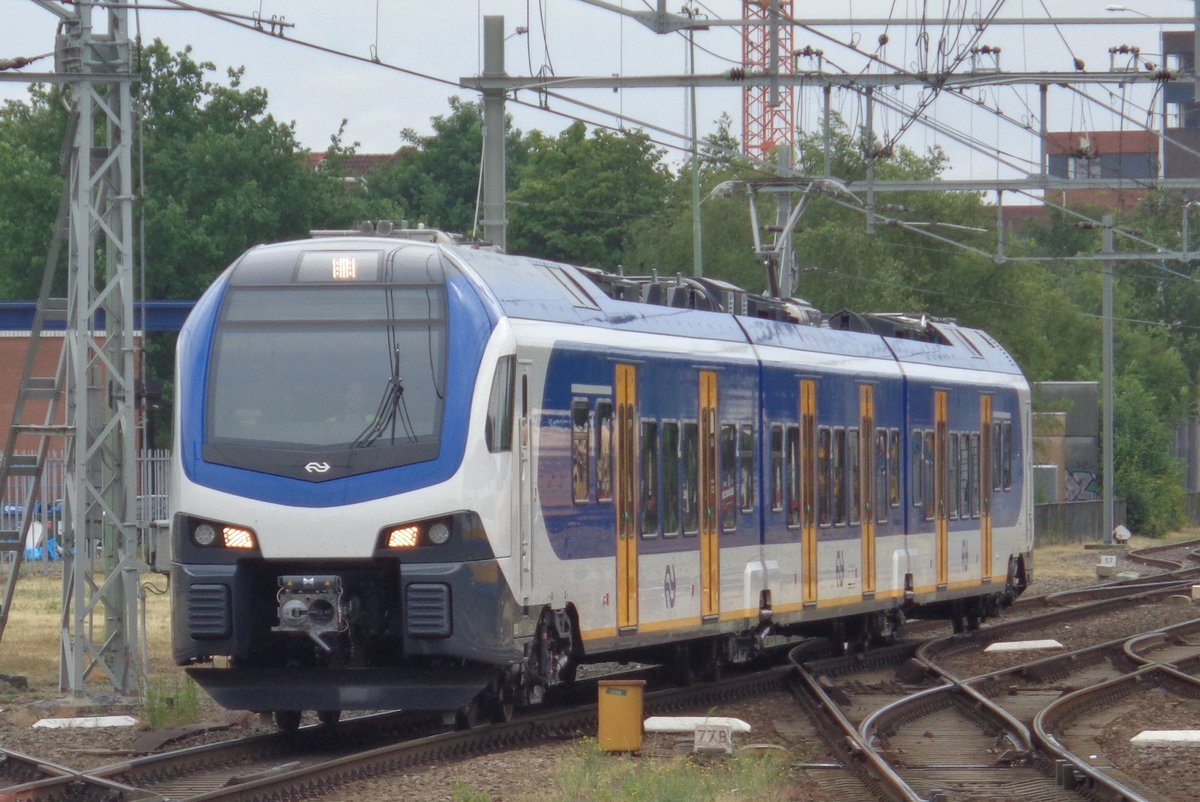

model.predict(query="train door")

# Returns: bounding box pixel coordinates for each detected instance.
[860,385,876,597]
[699,370,720,620]
[801,379,819,605]
[517,363,534,600]
[615,363,639,631]
[935,390,950,588]
[980,395,993,583]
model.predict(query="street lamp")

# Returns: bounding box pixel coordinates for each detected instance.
[1104,4,1151,15]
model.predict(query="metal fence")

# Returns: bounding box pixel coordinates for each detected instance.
[2,449,170,559]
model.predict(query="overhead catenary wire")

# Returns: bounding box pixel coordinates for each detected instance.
[139,1,1197,275]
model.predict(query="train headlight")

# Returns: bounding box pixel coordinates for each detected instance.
[193,523,218,547]
[222,526,256,549]
[387,525,420,548]
[427,522,450,545]
[186,518,257,550]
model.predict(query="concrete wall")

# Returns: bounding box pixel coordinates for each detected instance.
[1035,499,1127,545]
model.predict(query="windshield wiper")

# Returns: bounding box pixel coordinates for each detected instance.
[352,339,421,449]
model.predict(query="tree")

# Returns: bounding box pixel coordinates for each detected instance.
[1114,375,1186,536]
[0,86,68,299]
[624,115,772,288]
[365,97,529,235]
[136,41,352,299]
[507,122,672,268]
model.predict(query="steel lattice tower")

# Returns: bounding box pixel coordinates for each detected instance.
[742,1,795,158]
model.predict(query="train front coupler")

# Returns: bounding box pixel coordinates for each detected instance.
[271,574,349,653]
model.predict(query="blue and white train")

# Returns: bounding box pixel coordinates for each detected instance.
[171,227,1032,727]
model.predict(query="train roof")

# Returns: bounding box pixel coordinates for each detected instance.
[446,244,1023,377]
[279,228,1024,377]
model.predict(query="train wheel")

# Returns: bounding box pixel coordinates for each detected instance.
[318,710,341,726]
[706,639,725,681]
[950,599,967,634]
[453,700,481,730]
[273,710,302,731]
[486,689,515,724]
[965,602,982,632]
[672,643,698,686]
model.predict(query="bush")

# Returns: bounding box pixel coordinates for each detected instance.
[1115,376,1187,538]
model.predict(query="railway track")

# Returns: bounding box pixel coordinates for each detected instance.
[5,554,1199,802]
[0,666,786,802]
[792,574,1200,801]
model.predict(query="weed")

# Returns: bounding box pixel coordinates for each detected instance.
[142,675,201,730]
[553,739,789,802]
[452,781,493,801]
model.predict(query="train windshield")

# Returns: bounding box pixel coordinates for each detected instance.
[205,282,446,475]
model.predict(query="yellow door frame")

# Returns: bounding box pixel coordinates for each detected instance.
[699,371,720,620]
[801,379,819,605]
[615,363,639,631]
[935,390,950,588]
[860,384,876,597]
[981,395,994,583]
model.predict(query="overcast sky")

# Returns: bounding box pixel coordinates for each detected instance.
[1,1,1196,181]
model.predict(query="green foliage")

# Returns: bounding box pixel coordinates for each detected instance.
[1114,376,1187,537]
[0,87,68,299]
[452,782,493,802]
[365,96,529,234]
[136,41,343,300]
[554,739,789,802]
[508,122,672,269]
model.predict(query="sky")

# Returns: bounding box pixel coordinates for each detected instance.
[1,1,1197,182]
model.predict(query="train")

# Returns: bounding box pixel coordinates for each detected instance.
[170,225,1032,728]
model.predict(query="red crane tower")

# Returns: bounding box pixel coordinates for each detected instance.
[742,1,795,158]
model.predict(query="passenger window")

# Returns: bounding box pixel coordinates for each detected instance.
[959,433,971,519]
[662,422,680,536]
[596,401,614,502]
[571,401,590,503]
[485,356,515,452]
[1002,421,1013,490]
[992,422,1002,491]
[875,429,888,524]
[833,428,847,526]
[888,429,901,508]
[640,420,659,537]
[949,433,960,520]
[682,422,699,535]
[848,429,861,526]
[969,432,980,517]
[922,430,935,522]
[720,423,737,532]
[739,424,756,513]
[911,429,924,509]
[818,427,832,526]
[786,425,801,529]
[770,424,784,513]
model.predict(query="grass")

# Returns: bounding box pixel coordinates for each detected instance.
[1034,526,1200,582]
[0,561,175,703]
[533,739,790,802]
[143,674,202,729]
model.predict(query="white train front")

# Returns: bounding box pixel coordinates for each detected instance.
[170,228,1033,725]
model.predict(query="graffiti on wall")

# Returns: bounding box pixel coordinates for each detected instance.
[1066,470,1100,502]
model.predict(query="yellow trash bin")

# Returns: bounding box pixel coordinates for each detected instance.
[597,679,646,752]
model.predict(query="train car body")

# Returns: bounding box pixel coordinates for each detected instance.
[171,229,1032,723]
